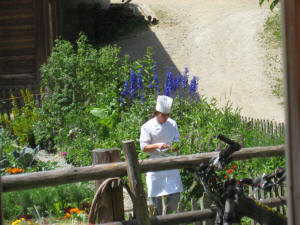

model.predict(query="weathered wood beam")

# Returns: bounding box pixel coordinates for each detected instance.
[92,148,124,223]
[100,197,286,225]
[123,140,151,225]
[2,145,285,192]
[282,0,300,224]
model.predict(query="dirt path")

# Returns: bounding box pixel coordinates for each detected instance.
[115,0,284,122]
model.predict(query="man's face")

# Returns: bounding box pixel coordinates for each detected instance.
[156,112,169,124]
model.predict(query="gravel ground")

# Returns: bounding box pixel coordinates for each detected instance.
[114,0,284,122]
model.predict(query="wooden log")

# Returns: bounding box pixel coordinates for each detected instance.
[0,171,2,225]
[101,197,286,225]
[200,193,214,225]
[122,140,151,225]
[92,148,124,223]
[101,208,216,225]
[248,180,256,225]
[137,2,158,24]
[177,203,187,225]
[191,198,200,225]
[2,145,286,192]
[189,122,196,152]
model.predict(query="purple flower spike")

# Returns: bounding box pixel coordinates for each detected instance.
[119,97,125,106]
[121,80,130,97]
[141,92,145,104]
[164,69,174,96]
[130,69,137,98]
[137,69,143,89]
[182,74,188,90]
[190,76,198,93]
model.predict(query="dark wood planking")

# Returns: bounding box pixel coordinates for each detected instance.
[0,2,32,10]
[0,78,37,86]
[0,65,36,74]
[0,16,34,26]
[0,48,36,57]
[0,38,35,48]
[0,55,35,62]
[282,0,300,224]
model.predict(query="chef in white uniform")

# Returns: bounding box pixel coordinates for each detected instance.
[140,95,183,215]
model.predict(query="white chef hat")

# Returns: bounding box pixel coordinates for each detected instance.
[156,95,173,113]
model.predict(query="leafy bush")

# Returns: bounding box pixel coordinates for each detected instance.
[35,33,154,155]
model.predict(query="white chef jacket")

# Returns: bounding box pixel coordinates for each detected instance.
[140,117,183,197]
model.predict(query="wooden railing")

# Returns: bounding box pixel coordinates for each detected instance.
[1,144,286,225]
[2,145,284,192]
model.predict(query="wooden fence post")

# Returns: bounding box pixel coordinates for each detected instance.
[200,193,214,225]
[0,171,2,225]
[92,148,124,223]
[122,140,151,225]
[191,198,200,225]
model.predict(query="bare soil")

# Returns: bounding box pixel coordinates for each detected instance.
[114,0,284,122]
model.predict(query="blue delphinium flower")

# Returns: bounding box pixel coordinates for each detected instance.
[182,71,188,90]
[190,76,198,93]
[121,80,130,97]
[174,74,181,91]
[130,69,137,99]
[153,64,160,93]
[147,84,154,88]
[119,96,125,106]
[164,69,173,96]
[137,69,143,89]
[141,92,145,104]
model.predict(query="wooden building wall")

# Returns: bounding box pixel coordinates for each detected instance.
[0,0,60,98]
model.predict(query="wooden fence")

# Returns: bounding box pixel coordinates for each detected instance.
[241,116,285,138]
[1,144,286,224]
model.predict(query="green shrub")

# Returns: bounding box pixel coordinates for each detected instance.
[35,33,154,155]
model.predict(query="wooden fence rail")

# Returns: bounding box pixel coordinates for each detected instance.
[102,197,286,225]
[2,145,285,192]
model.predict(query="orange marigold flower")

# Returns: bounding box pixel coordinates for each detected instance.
[70,208,77,213]
[65,213,71,219]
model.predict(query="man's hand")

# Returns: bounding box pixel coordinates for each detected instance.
[170,146,179,152]
[157,143,169,150]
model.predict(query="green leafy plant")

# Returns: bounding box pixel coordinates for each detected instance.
[2,89,39,147]
[3,182,93,220]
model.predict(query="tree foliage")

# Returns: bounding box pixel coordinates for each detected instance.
[259,0,280,11]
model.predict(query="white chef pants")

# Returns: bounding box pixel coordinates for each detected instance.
[149,192,180,215]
